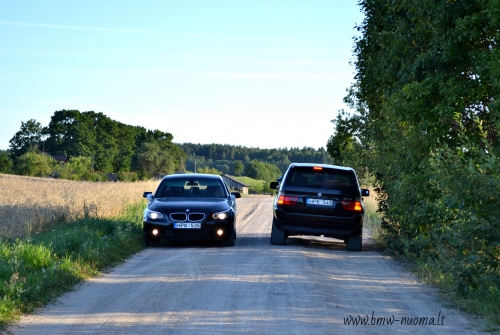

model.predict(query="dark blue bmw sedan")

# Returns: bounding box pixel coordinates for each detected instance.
[142,174,241,247]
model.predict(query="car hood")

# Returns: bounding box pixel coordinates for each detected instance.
[148,198,231,213]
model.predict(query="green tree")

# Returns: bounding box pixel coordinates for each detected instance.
[197,166,221,175]
[233,161,244,176]
[244,160,281,182]
[57,156,94,181]
[15,150,57,177]
[9,119,45,158]
[136,140,175,177]
[333,0,500,310]
[0,151,13,173]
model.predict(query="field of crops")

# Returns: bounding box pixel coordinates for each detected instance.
[0,174,159,239]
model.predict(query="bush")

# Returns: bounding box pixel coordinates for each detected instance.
[244,160,281,182]
[117,172,139,182]
[14,150,57,177]
[0,152,13,174]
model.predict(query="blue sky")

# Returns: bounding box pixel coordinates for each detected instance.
[0,1,364,150]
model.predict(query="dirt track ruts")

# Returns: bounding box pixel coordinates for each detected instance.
[5,196,489,335]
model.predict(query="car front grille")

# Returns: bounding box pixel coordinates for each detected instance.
[188,213,205,221]
[170,213,206,222]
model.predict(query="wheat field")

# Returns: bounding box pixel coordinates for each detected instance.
[0,174,160,239]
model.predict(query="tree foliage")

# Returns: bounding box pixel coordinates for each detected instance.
[328,0,499,307]
[15,150,57,177]
[0,151,13,174]
[179,143,331,174]
[9,119,45,158]
[56,156,98,181]
[233,161,244,176]
[136,140,176,177]
[8,110,186,177]
[244,160,282,182]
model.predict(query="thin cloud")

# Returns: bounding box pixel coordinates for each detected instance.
[0,21,334,44]
[203,72,338,81]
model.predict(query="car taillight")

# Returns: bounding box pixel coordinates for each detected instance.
[277,194,298,205]
[342,200,362,211]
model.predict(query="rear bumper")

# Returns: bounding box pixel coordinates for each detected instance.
[273,209,363,238]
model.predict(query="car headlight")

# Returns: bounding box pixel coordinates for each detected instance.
[212,211,228,220]
[147,210,164,220]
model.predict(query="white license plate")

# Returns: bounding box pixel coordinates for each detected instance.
[174,222,201,229]
[306,198,333,206]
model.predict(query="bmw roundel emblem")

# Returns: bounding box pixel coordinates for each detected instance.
[185,209,190,213]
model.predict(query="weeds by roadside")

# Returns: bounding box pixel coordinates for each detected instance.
[363,189,499,328]
[0,201,146,329]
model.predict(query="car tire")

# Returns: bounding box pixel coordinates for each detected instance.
[222,230,236,247]
[347,231,362,251]
[271,219,286,245]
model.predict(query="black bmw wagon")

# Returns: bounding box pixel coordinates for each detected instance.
[143,174,241,247]
[269,163,369,251]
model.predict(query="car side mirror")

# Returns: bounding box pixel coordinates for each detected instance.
[270,181,279,189]
[361,189,370,197]
[143,191,153,198]
[231,192,242,199]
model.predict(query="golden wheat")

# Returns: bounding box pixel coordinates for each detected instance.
[0,174,160,239]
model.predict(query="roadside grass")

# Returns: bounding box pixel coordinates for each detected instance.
[231,176,266,194]
[0,201,147,329]
[362,188,500,328]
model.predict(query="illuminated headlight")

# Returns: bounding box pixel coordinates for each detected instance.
[212,212,228,220]
[147,210,164,220]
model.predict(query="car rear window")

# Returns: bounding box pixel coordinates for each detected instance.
[285,167,357,190]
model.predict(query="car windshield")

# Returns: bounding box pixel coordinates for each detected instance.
[155,178,227,198]
[285,167,357,190]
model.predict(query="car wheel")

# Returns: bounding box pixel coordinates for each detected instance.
[271,218,286,245]
[347,231,362,251]
[222,230,236,247]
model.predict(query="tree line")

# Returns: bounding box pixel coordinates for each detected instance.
[327,0,499,317]
[177,143,332,175]
[3,110,186,180]
[0,110,332,184]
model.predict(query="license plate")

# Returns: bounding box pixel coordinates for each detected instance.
[306,198,333,206]
[174,222,201,229]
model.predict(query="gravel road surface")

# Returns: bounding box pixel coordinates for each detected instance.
[5,196,489,334]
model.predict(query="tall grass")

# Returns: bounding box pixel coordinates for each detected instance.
[0,174,158,239]
[0,202,147,328]
[361,187,383,239]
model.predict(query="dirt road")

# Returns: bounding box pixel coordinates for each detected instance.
[6,197,488,334]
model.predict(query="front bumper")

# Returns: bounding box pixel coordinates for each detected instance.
[143,221,234,241]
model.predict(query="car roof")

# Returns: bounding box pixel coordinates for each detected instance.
[162,173,222,180]
[288,163,355,172]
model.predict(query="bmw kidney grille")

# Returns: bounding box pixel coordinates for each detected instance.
[170,213,205,222]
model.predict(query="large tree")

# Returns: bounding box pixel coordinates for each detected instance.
[9,119,45,158]
[329,0,499,304]
[42,110,183,173]
[136,140,175,177]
